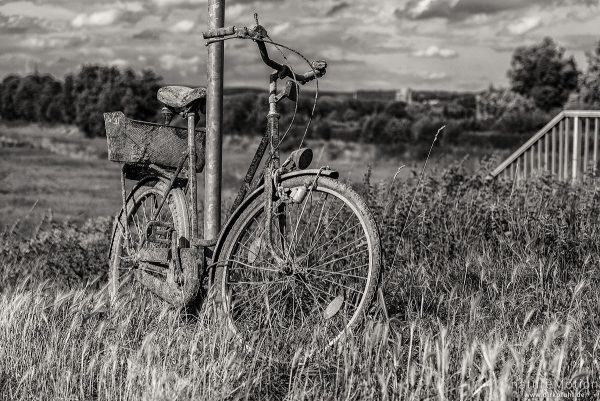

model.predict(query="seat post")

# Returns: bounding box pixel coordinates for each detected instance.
[205,0,225,242]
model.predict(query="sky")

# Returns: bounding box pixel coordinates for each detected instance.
[0,0,599,92]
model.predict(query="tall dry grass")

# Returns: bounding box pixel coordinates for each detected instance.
[2,162,600,399]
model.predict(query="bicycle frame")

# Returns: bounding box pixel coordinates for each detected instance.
[116,24,329,307]
[182,70,283,247]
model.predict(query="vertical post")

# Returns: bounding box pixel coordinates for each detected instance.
[187,112,198,240]
[552,127,556,175]
[537,140,541,171]
[594,117,598,174]
[559,121,564,179]
[205,0,225,240]
[544,134,549,171]
[524,152,528,178]
[530,146,535,175]
[584,118,590,175]
[564,118,570,180]
[572,116,579,183]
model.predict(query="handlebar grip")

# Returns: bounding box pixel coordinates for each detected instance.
[203,26,237,39]
[301,60,327,82]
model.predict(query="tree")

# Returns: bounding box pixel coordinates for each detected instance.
[580,40,600,108]
[0,75,21,120]
[508,37,579,111]
[62,74,76,123]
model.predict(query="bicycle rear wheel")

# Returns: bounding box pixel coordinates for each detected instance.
[108,180,190,306]
[216,175,381,359]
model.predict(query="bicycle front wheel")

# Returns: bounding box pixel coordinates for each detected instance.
[216,175,381,359]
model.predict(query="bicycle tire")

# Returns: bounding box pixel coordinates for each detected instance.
[108,180,190,306]
[215,175,381,358]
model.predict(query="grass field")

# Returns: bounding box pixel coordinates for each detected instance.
[0,123,499,233]
[4,123,596,400]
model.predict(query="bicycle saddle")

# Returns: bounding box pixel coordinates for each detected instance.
[157,86,206,109]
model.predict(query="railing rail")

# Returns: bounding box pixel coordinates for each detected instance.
[489,110,600,182]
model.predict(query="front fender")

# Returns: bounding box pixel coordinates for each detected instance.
[210,168,339,268]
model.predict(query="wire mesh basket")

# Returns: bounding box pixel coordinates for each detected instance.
[104,111,205,171]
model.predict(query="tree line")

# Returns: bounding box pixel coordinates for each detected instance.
[0,66,162,137]
[1,36,600,149]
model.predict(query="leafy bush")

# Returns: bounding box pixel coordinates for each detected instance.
[411,115,445,144]
[493,108,550,134]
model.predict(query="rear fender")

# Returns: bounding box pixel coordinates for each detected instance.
[107,175,173,258]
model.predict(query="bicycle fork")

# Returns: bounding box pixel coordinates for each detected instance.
[264,73,289,267]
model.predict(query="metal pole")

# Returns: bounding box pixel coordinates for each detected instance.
[187,112,198,241]
[572,116,579,184]
[205,0,224,240]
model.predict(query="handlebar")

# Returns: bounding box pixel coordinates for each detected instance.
[202,25,327,85]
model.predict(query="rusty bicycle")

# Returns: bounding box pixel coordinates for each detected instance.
[104,20,382,358]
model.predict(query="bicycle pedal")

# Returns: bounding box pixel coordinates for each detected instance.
[145,220,174,245]
[137,247,171,265]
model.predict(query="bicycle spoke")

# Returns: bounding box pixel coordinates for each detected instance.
[309,248,369,272]
[306,265,369,280]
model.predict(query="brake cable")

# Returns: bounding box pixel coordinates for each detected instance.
[207,30,320,150]
[255,36,319,150]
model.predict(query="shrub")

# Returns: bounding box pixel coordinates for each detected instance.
[411,115,445,144]
[493,108,550,134]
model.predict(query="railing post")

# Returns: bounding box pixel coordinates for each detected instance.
[559,120,564,179]
[552,126,557,175]
[544,134,549,171]
[564,118,570,180]
[594,117,598,174]
[584,118,590,176]
[205,0,225,240]
[535,140,542,170]
[572,116,579,183]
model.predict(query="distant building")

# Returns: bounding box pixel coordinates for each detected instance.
[353,88,412,104]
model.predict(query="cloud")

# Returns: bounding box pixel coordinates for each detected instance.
[419,71,448,81]
[151,0,206,7]
[0,13,48,34]
[270,22,290,36]
[169,19,195,33]
[506,15,541,35]
[413,45,458,58]
[109,58,129,67]
[397,0,599,21]
[326,2,350,17]
[71,5,146,28]
[72,9,123,27]
[21,35,89,48]
[132,29,160,40]
[159,54,201,75]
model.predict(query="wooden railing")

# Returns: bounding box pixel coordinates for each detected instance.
[489,111,600,182]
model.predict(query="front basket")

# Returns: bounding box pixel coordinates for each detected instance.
[104,111,205,171]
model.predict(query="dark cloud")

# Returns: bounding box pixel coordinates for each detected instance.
[397,0,600,21]
[132,29,161,40]
[326,2,350,17]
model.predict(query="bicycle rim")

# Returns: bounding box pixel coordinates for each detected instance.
[218,176,381,359]
[108,181,189,306]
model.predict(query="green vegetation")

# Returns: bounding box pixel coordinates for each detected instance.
[508,37,579,112]
[1,165,600,399]
[0,66,162,137]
